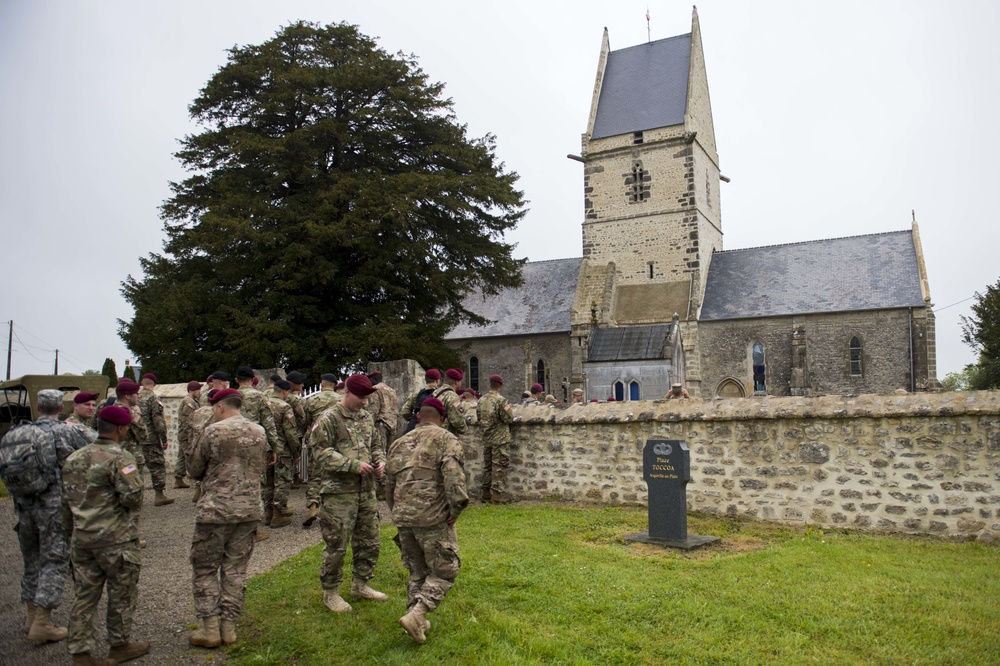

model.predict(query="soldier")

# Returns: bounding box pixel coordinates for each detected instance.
[571,388,585,404]
[186,390,220,503]
[61,405,148,666]
[664,382,691,399]
[301,373,342,526]
[386,397,469,644]
[433,369,467,437]
[174,381,202,489]
[284,371,309,488]
[110,380,146,479]
[138,373,174,506]
[66,392,99,442]
[521,383,544,406]
[364,369,399,456]
[268,379,300,528]
[234,366,280,539]
[186,388,267,649]
[264,373,282,400]
[2,389,90,645]
[311,374,387,613]
[477,374,514,504]
[200,371,230,407]
[400,368,441,434]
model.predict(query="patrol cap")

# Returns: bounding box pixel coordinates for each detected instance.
[236,366,255,379]
[209,388,241,404]
[187,381,202,392]
[425,369,441,380]
[345,374,376,397]
[530,383,544,394]
[573,388,584,396]
[37,388,64,409]
[420,397,446,417]
[98,405,132,426]
[489,374,503,384]
[286,371,307,384]
[274,379,291,391]
[141,373,157,383]
[321,373,338,383]
[116,379,139,395]
[445,369,463,381]
[211,371,231,382]
[74,391,99,404]
[672,383,683,389]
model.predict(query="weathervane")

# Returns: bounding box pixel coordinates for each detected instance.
[646,7,651,42]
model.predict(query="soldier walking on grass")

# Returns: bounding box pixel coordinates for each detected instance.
[61,404,149,666]
[476,374,514,504]
[386,397,469,644]
[138,373,174,506]
[186,388,267,649]
[310,374,388,613]
[302,372,342,527]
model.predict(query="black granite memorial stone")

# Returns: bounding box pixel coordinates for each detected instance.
[624,439,719,550]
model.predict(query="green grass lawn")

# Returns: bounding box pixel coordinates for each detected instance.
[227,504,1000,666]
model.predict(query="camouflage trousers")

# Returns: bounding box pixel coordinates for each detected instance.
[273,455,294,510]
[394,522,461,613]
[318,490,380,589]
[13,489,69,609]
[68,540,141,656]
[173,446,188,478]
[261,464,275,512]
[481,439,511,499]
[190,521,256,621]
[140,440,167,491]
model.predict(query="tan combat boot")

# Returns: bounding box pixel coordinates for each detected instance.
[220,619,237,645]
[71,653,117,666]
[302,504,319,527]
[189,615,222,648]
[154,490,175,506]
[174,476,190,489]
[323,590,352,613]
[263,506,273,526]
[399,602,429,644]
[256,525,270,541]
[23,600,35,634]
[350,578,388,602]
[27,606,68,643]
[270,512,292,528]
[108,640,150,662]
[277,505,294,517]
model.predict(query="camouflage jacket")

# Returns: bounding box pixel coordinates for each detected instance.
[285,392,307,440]
[269,397,301,458]
[186,405,216,459]
[476,391,513,444]
[237,386,280,454]
[60,438,143,547]
[65,414,98,444]
[433,386,467,436]
[365,383,400,433]
[187,414,267,524]
[303,389,339,434]
[310,402,383,495]
[386,423,468,527]
[176,394,200,450]
[138,387,167,445]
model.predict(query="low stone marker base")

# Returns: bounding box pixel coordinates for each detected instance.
[624,531,720,550]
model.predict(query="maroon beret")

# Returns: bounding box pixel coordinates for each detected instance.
[252,376,259,387]
[205,388,218,401]
[141,373,157,383]
[99,405,132,426]
[531,383,544,394]
[74,392,99,404]
[345,374,376,397]
[420,397,446,417]
[116,379,139,395]
[425,368,441,380]
[445,368,463,381]
[187,381,202,392]
[209,388,241,404]
[462,388,476,396]
[489,374,503,384]
[335,381,346,390]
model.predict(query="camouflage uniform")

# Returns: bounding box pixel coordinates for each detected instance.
[386,423,468,614]
[303,389,341,506]
[433,386,467,437]
[476,390,514,500]
[186,414,266,621]
[310,403,384,590]
[175,394,200,478]
[138,387,169,491]
[400,384,436,425]
[65,414,99,444]
[268,396,300,512]
[365,382,400,455]
[60,436,144,656]
[107,397,146,474]
[8,418,90,612]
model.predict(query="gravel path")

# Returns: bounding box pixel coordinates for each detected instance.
[1,483,324,665]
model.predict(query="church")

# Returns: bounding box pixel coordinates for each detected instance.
[445,9,938,401]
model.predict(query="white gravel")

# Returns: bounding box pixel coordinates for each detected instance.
[0,483,325,665]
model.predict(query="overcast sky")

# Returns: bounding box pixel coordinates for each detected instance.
[2,0,997,381]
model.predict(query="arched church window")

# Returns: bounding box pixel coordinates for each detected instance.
[627,160,649,203]
[613,380,625,401]
[536,360,545,392]
[469,356,480,392]
[629,380,640,401]
[752,341,767,393]
[849,337,863,376]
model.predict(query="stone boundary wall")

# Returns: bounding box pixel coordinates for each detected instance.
[464,392,1000,540]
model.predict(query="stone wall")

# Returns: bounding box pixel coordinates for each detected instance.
[460,391,1000,540]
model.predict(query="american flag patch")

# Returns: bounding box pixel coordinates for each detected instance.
[121,464,137,475]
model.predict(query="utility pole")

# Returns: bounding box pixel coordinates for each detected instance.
[6,320,12,380]
[54,349,59,375]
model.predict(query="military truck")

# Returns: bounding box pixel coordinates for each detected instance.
[0,375,111,438]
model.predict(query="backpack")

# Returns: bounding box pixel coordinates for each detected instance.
[0,420,59,497]
[401,387,438,435]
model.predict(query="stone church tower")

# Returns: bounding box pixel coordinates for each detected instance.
[570,9,720,394]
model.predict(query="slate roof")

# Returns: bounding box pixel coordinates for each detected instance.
[592,33,691,139]
[588,324,674,362]
[445,257,583,339]
[700,231,926,321]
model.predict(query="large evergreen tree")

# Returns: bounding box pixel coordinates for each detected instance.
[960,278,1000,390]
[120,21,525,381]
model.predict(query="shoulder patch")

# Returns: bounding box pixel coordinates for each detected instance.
[121,464,137,475]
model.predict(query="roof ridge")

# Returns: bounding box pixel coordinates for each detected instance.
[611,32,692,55]
[714,229,912,254]
[522,256,583,265]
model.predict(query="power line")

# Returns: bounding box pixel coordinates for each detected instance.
[11,331,45,363]
[933,295,977,314]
